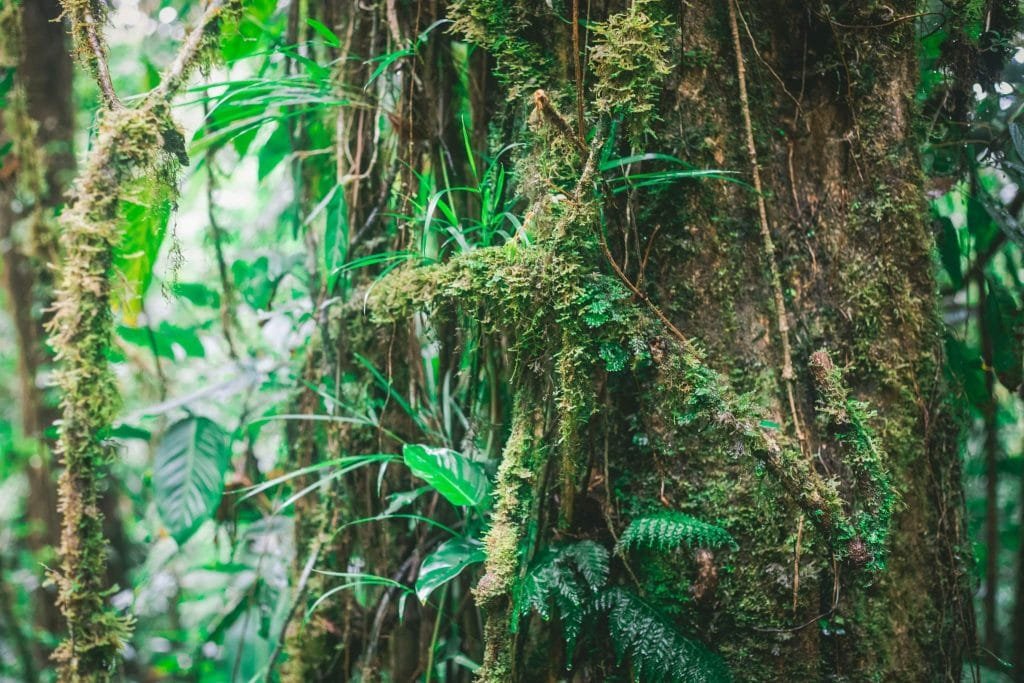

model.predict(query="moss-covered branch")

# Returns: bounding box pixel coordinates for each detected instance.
[474,391,547,682]
[49,2,235,679]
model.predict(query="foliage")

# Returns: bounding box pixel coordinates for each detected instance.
[617,512,736,554]
[153,416,231,545]
[0,1,1020,681]
[588,587,731,683]
[403,443,492,509]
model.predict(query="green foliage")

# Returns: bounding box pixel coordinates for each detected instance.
[588,587,731,683]
[154,416,231,544]
[416,537,486,603]
[511,540,609,651]
[617,512,737,554]
[403,443,492,509]
[113,176,175,324]
[984,276,1023,392]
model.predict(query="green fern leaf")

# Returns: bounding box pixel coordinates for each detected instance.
[617,512,736,554]
[589,587,731,682]
[510,540,609,647]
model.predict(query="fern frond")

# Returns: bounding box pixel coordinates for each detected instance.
[561,540,610,590]
[589,587,731,682]
[510,540,610,653]
[617,512,736,554]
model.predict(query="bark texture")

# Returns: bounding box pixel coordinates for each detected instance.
[0,0,74,660]
[433,0,972,680]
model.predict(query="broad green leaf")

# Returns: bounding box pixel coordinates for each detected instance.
[155,416,231,544]
[113,177,175,324]
[402,444,490,508]
[415,537,485,603]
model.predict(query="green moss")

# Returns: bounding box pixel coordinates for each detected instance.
[809,349,896,569]
[449,0,555,98]
[589,0,672,146]
[474,392,547,682]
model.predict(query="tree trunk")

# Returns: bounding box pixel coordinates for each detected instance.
[434,0,972,679]
[0,0,74,659]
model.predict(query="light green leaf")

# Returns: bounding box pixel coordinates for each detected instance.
[154,416,231,544]
[306,17,340,47]
[415,537,485,603]
[113,177,175,324]
[402,444,490,508]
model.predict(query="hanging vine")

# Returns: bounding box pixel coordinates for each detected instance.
[49,1,235,678]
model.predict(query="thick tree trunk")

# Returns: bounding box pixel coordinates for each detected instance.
[0,0,74,659]
[441,1,971,680]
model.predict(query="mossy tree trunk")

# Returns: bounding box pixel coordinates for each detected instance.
[438,1,974,680]
[0,0,74,662]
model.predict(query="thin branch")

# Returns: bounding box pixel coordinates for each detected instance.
[571,0,586,146]
[68,2,121,109]
[727,0,808,452]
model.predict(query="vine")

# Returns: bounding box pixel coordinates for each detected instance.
[49,2,235,678]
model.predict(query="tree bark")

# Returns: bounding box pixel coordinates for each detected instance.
[0,0,74,659]
[441,0,972,679]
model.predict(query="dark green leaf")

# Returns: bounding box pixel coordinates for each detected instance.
[936,216,963,289]
[944,333,988,411]
[985,276,1023,391]
[415,537,485,603]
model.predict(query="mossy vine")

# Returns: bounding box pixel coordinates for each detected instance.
[48,2,235,679]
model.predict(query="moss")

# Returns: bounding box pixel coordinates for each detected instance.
[365,80,907,676]
[809,349,896,570]
[474,392,547,682]
[449,0,555,99]
[588,0,673,146]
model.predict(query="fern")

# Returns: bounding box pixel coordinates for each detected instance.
[511,540,609,652]
[617,512,737,554]
[588,587,731,683]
